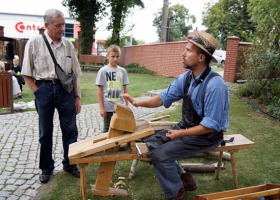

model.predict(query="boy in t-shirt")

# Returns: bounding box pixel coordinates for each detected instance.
[95,45,129,132]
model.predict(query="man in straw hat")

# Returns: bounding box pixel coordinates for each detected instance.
[122,31,229,200]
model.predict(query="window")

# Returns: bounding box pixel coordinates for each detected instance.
[64,23,74,38]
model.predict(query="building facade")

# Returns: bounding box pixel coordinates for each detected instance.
[0,12,79,40]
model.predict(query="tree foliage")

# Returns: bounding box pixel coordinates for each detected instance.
[153,4,196,42]
[104,0,144,47]
[238,0,280,119]
[202,0,255,49]
[62,0,106,54]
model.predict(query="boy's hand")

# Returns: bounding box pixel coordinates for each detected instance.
[100,108,106,117]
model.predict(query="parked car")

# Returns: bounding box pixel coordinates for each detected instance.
[213,50,226,67]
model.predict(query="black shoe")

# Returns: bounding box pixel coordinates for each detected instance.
[39,171,53,184]
[64,167,80,178]
[181,171,197,191]
[166,187,185,200]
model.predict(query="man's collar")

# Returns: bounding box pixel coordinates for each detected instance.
[44,31,65,46]
[190,66,210,80]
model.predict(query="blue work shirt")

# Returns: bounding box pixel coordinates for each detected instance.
[159,68,229,132]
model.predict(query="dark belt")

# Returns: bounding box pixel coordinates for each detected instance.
[35,79,60,84]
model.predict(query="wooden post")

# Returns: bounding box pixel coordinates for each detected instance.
[79,164,87,200]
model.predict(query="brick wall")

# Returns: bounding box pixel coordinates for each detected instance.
[102,36,253,82]
[79,54,105,64]
[119,41,189,77]
[223,36,240,82]
[223,36,253,82]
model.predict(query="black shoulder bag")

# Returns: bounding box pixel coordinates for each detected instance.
[42,34,74,93]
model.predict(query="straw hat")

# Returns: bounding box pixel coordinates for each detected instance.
[187,31,218,62]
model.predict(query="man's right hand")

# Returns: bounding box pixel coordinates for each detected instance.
[121,93,139,107]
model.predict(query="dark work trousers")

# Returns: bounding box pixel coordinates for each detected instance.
[145,124,223,163]
[35,81,78,173]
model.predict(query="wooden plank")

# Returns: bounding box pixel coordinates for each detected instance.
[0,73,4,107]
[69,133,108,151]
[92,185,128,196]
[0,72,14,113]
[211,134,255,152]
[69,125,154,159]
[195,184,278,200]
[70,151,138,164]
[217,188,280,200]
[149,115,171,121]
[110,103,136,133]
[149,121,178,126]
[79,164,87,200]
[6,73,13,107]
[95,162,116,191]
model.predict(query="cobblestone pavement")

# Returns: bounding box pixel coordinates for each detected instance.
[0,99,175,200]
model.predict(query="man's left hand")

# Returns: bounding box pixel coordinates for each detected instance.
[166,129,182,140]
[75,98,81,114]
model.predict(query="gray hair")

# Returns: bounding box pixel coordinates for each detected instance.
[44,9,64,24]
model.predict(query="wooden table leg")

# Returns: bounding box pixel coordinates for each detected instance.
[79,164,87,200]
[230,151,238,188]
[215,151,224,180]
[92,161,128,196]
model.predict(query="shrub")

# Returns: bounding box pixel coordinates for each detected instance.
[123,63,156,75]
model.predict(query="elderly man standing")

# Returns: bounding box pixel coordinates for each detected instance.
[122,31,229,200]
[22,9,82,184]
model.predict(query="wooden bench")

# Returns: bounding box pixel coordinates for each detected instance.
[195,183,280,200]
[0,72,14,114]
[135,134,255,189]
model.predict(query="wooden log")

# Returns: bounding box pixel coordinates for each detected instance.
[180,162,225,173]
[128,159,139,179]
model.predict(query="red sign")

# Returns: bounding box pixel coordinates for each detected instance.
[15,22,44,33]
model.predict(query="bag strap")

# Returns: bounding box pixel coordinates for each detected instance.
[42,34,65,74]
[42,34,57,65]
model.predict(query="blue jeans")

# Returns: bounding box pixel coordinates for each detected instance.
[153,161,183,198]
[103,112,114,132]
[146,126,223,198]
[35,81,78,172]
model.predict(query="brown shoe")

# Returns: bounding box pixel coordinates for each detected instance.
[166,187,185,200]
[181,171,197,191]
